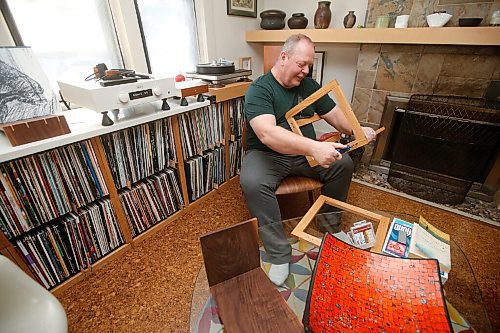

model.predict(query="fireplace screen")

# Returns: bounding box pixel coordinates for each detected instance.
[388,94,500,204]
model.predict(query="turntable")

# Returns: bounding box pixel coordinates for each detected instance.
[186,59,251,87]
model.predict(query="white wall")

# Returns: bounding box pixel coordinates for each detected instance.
[0,11,15,46]
[195,0,262,77]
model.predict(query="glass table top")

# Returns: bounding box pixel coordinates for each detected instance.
[190,211,492,333]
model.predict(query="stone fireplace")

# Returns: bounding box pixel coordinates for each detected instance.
[350,0,500,201]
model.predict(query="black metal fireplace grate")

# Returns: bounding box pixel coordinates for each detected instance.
[388,95,500,204]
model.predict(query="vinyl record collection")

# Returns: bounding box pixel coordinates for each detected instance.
[229,97,245,177]
[185,146,226,202]
[0,140,109,239]
[101,118,177,190]
[0,140,123,289]
[119,168,184,237]
[229,97,245,139]
[180,104,227,202]
[14,199,123,289]
[229,138,243,177]
[179,104,225,159]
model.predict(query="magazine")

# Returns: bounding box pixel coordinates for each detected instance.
[348,220,376,249]
[409,216,451,274]
[382,218,413,258]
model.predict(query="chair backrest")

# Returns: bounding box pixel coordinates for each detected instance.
[200,218,260,287]
[0,255,68,333]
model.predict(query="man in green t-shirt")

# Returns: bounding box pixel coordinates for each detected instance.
[240,34,377,286]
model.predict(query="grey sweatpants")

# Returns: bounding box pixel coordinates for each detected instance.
[239,149,354,264]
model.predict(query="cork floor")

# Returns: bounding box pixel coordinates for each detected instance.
[57,179,499,333]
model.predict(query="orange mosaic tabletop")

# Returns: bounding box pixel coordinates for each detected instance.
[303,233,452,332]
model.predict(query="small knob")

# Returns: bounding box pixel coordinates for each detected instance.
[119,93,129,103]
[153,87,162,96]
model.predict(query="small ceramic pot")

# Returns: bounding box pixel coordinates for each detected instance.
[343,11,356,28]
[260,9,286,30]
[288,13,308,29]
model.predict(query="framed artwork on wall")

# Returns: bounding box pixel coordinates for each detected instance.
[310,51,325,86]
[227,0,257,18]
[239,57,252,70]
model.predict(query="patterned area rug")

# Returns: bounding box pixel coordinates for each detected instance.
[192,239,473,333]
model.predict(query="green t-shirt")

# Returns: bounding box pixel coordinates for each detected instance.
[244,72,336,152]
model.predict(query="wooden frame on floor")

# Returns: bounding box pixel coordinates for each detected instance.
[291,195,390,253]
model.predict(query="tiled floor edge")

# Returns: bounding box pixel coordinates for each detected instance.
[352,179,500,229]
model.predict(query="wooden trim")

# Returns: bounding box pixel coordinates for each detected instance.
[90,244,131,272]
[291,195,390,252]
[171,115,191,208]
[3,244,37,281]
[90,137,133,244]
[0,230,10,250]
[246,27,500,46]
[50,271,87,297]
[223,101,232,179]
[1,247,15,261]
[131,210,184,245]
[208,81,252,103]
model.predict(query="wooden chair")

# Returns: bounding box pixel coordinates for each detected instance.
[274,132,342,205]
[275,175,323,206]
[199,219,303,333]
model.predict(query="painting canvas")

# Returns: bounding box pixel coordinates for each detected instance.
[0,46,60,124]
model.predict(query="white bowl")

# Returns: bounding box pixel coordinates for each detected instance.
[426,13,452,27]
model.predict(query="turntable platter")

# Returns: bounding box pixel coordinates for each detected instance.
[196,63,235,75]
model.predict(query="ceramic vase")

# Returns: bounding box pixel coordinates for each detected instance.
[314,1,331,29]
[260,9,286,30]
[343,11,356,28]
[288,13,308,29]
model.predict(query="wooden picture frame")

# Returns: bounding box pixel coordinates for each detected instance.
[286,79,385,167]
[239,57,252,70]
[310,51,325,85]
[291,195,390,253]
[227,0,257,18]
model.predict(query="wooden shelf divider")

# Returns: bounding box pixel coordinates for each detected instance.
[90,137,133,244]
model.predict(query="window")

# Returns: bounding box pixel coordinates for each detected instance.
[136,0,199,77]
[5,0,123,92]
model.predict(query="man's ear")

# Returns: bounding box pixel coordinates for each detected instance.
[278,51,287,66]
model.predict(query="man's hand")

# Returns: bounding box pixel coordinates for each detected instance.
[362,126,377,142]
[311,141,348,168]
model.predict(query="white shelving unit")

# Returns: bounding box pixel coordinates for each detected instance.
[0,97,210,163]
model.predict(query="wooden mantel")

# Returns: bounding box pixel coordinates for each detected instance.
[246,27,500,46]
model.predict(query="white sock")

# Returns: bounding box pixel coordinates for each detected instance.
[268,263,289,286]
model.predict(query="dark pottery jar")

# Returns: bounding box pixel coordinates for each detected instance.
[260,9,286,30]
[314,1,332,29]
[288,13,308,29]
[343,11,356,28]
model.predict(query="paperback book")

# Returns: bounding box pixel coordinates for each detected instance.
[409,216,451,275]
[382,218,413,258]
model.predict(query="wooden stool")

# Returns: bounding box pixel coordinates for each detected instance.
[275,176,323,205]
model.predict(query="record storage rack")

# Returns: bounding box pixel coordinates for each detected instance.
[0,81,250,295]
